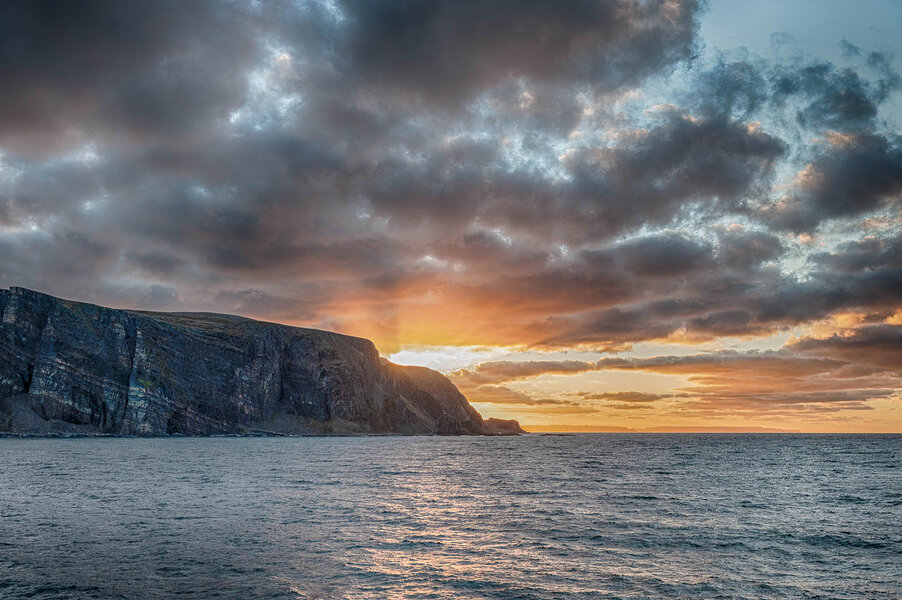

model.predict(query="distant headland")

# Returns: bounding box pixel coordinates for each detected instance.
[0,287,522,436]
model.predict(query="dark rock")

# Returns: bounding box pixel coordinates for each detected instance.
[0,287,524,436]
[483,417,527,436]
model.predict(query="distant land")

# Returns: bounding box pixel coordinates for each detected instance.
[524,425,803,433]
[0,287,522,436]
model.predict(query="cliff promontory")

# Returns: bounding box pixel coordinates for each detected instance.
[0,287,522,436]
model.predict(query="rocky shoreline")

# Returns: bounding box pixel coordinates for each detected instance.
[1,287,522,436]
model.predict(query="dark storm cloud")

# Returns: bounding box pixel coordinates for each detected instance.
[616,231,713,277]
[553,256,902,348]
[0,0,259,152]
[681,51,902,233]
[527,226,902,348]
[494,228,781,346]
[812,233,902,273]
[364,109,788,255]
[754,260,902,326]
[448,229,754,337]
[789,324,902,375]
[552,112,785,240]
[121,251,186,278]
[274,106,786,246]
[0,229,114,285]
[339,0,701,106]
[689,57,771,118]
[715,227,783,270]
[781,40,900,131]
[0,0,721,254]
[536,306,683,347]
[764,132,902,232]
[772,62,891,131]
[688,47,900,128]
[1,0,901,378]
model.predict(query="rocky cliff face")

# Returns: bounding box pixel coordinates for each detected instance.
[0,287,522,436]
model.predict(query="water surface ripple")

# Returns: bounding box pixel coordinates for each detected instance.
[1,434,900,599]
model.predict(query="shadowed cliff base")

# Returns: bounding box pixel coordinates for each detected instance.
[0,287,522,436]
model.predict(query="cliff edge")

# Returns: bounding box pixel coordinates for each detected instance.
[0,287,523,436]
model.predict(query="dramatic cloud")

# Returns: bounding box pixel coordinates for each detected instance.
[765,132,902,232]
[0,0,260,152]
[339,0,701,106]
[789,324,902,375]
[1,1,901,429]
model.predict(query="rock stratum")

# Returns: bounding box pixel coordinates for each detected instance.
[0,287,523,436]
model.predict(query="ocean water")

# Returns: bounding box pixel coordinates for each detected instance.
[0,435,900,599]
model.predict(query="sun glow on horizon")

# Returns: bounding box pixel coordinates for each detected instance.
[1,0,901,433]
[384,328,902,434]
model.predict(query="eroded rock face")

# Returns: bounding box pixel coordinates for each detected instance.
[0,287,523,436]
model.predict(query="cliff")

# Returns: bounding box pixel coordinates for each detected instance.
[0,287,523,436]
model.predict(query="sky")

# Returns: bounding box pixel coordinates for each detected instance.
[1,1,901,432]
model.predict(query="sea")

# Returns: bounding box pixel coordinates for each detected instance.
[0,434,899,599]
